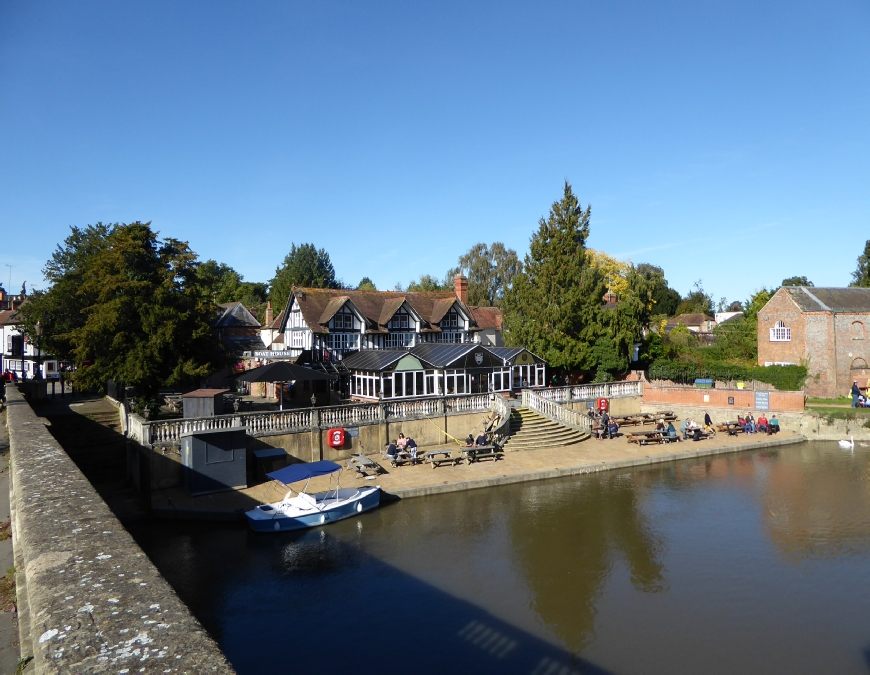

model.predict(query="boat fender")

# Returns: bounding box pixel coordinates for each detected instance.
[320,514,326,524]
[356,501,363,513]
[273,522,280,531]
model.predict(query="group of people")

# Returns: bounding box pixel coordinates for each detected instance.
[465,432,489,447]
[384,433,419,463]
[592,411,620,440]
[736,413,779,434]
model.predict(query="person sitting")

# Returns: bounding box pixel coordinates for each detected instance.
[680,419,690,440]
[757,415,769,433]
[475,432,488,446]
[396,433,408,450]
[738,416,750,434]
[465,434,474,447]
[384,442,398,460]
[607,419,619,438]
[655,419,665,431]
[769,416,780,434]
[666,422,677,440]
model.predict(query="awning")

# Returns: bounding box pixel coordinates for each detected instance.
[267,460,342,484]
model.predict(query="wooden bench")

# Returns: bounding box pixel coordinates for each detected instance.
[425,450,458,469]
[717,422,743,436]
[347,454,383,477]
[462,445,503,464]
[627,431,663,445]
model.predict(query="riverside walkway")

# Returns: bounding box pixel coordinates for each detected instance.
[151,429,805,520]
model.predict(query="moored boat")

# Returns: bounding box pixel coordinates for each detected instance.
[246,460,381,532]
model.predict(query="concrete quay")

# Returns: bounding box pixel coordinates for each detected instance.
[151,427,807,520]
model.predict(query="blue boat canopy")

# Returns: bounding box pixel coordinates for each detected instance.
[267,460,342,485]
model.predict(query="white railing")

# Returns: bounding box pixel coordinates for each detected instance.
[489,394,512,441]
[522,389,592,434]
[132,393,495,445]
[533,381,643,403]
[445,393,491,414]
[385,397,441,420]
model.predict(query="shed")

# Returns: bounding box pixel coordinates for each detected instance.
[182,388,230,418]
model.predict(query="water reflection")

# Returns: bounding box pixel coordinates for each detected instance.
[128,442,870,674]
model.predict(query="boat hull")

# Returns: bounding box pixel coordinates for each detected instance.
[246,486,381,533]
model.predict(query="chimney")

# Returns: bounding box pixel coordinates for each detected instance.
[454,274,468,304]
[264,301,274,326]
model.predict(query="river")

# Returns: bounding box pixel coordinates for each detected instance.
[129,441,870,674]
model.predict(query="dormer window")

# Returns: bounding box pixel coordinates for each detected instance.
[389,312,410,330]
[332,310,355,331]
[770,320,791,342]
[441,311,459,329]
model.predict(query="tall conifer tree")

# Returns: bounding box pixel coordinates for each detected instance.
[503,181,605,369]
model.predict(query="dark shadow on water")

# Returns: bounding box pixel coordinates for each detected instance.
[128,519,613,675]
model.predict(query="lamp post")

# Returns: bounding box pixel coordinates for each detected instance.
[35,320,43,380]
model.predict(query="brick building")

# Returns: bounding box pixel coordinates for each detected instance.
[757,286,870,398]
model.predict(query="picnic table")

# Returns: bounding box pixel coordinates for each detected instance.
[425,449,459,469]
[717,422,744,436]
[461,445,503,464]
[347,454,383,478]
[386,449,419,467]
[627,430,665,445]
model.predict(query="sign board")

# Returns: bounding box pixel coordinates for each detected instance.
[728,397,735,405]
[754,391,770,411]
[346,427,359,438]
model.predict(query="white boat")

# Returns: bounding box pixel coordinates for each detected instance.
[246,460,381,533]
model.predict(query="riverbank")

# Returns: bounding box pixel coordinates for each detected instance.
[151,429,807,520]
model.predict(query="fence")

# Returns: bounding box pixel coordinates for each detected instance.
[521,389,593,434]
[132,393,495,446]
[533,381,643,403]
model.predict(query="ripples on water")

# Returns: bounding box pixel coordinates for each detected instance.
[130,441,870,674]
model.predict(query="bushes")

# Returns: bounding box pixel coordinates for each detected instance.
[649,360,808,391]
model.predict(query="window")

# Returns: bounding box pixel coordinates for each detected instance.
[441,311,459,328]
[385,333,414,349]
[769,321,791,342]
[445,369,466,395]
[434,331,464,343]
[324,333,359,351]
[332,311,354,330]
[851,321,865,340]
[389,312,410,330]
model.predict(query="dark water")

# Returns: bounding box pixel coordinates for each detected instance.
[129,441,870,674]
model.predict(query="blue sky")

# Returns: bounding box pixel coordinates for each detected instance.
[2,1,868,305]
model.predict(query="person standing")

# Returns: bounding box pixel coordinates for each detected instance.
[851,381,861,408]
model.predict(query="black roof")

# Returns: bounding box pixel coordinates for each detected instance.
[341,350,410,371]
[782,286,870,313]
[486,347,545,364]
[409,343,479,367]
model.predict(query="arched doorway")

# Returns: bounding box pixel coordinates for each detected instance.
[850,357,869,391]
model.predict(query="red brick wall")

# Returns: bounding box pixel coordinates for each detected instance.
[643,385,804,411]
[757,289,805,367]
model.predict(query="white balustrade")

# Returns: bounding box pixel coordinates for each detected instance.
[522,389,592,433]
[534,381,642,403]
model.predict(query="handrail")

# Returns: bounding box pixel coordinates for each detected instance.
[521,389,592,434]
[533,381,643,403]
[135,392,494,445]
[489,394,512,444]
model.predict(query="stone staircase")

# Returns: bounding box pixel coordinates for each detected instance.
[501,406,589,451]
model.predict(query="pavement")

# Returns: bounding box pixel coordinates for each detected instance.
[150,426,805,520]
[0,409,20,674]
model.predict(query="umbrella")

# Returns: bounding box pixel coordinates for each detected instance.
[235,361,335,410]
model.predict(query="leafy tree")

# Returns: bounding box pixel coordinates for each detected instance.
[356,277,377,291]
[744,288,772,321]
[447,242,522,307]
[781,276,813,287]
[405,274,451,292]
[591,336,626,381]
[709,316,757,363]
[675,280,714,316]
[850,240,870,287]
[23,222,224,413]
[196,260,268,320]
[587,250,630,299]
[599,264,655,370]
[503,181,605,370]
[269,243,340,310]
[637,263,681,316]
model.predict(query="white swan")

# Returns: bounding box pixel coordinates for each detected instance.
[838,436,854,450]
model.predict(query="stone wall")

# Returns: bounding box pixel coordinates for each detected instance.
[643,384,804,411]
[565,396,642,417]
[6,386,234,674]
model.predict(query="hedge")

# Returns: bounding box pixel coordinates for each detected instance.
[649,360,808,391]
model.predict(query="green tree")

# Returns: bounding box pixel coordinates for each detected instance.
[850,240,870,288]
[781,276,813,287]
[675,280,714,315]
[269,243,340,310]
[405,274,450,292]
[23,223,224,413]
[599,264,655,371]
[503,181,605,370]
[448,242,522,307]
[744,288,772,321]
[637,263,681,316]
[356,277,377,291]
[196,260,268,320]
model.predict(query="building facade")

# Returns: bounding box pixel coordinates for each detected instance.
[0,287,58,380]
[757,286,870,398]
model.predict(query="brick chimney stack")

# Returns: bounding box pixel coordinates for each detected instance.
[454,274,468,304]
[264,301,274,326]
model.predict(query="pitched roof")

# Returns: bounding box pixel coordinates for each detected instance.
[666,313,714,327]
[469,306,503,330]
[266,310,285,329]
[341,349,409,371]
[781,286,870,313]
[0,310,20,327]
[284,287,483,335]
[215,302,261,328]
